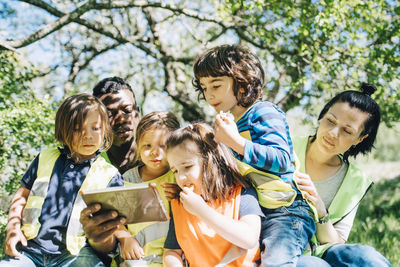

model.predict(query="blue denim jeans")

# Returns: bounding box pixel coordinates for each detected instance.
[260,199,316,267]
[297,244,391,267]
[297,255,331,267]
[323,244,390,267]
[0,245,105,267]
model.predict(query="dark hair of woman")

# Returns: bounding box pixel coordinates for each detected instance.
[311,83,381,162]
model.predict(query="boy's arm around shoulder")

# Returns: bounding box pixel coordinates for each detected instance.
[5,185,30,257]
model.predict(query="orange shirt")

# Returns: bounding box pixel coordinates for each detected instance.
[171,186,260,266]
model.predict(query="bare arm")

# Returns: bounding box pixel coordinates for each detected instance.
[5,185,30,257]
[179,187,261,249]
[114,226,144,260]
[294,171,345,244]
[163,249,184,267]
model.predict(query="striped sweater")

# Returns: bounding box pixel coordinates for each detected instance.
[234,101,296,186]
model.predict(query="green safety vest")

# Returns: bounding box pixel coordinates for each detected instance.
[21,148,118,255]
[293,136,373,257]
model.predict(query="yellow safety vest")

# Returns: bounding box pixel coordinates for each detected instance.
[236,130,305,210]
[21,148,118,255]
[293,136,373,257]
[112,170,176,267]
[236,160,297,209]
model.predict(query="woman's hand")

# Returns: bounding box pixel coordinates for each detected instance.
[119,236,144,260]
[294,171,328,218]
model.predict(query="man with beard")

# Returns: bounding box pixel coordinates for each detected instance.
[79,77,140,263]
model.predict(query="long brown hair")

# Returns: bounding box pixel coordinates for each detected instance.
[166,122,250,202]
[55,93,113,152]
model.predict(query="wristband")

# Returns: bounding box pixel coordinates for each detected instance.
[318,212,330,224]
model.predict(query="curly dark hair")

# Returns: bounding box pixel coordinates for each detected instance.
[92,76,136,99]
[193,45,264,108]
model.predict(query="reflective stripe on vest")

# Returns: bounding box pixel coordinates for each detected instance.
[293,136,373,257]
[21,148,118,255]
[236,160,296,209]
[171,186,260,267]
[21,149,59,238]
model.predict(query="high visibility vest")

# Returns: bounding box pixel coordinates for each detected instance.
[21,148,118,255]
[235,129,300,209]
[236,160,296,209]
[293,136,373,257]
[171,186,260,267]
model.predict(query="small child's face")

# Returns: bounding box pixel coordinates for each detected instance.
[138,128,169,174]
[167,141,203,195]
[71,109,104,161]
[199,76,238,114]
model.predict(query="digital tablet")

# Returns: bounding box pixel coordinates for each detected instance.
[81,184,169,224]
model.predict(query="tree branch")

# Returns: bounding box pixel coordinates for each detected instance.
[3,0,96,48]
[14,0,194,63]
[64,42,121,92]
[163,62,204,121]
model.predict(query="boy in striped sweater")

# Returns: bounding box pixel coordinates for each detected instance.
[193,44,316,267]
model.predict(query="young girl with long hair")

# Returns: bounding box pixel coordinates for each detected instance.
[163,122,263,267]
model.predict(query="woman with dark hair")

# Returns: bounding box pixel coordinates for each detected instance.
[294,83,391,266]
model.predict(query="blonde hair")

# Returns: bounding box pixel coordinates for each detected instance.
[133,111,180,164]
[55,93,113,152]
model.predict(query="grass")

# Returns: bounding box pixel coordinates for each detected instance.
[348,176,400,266]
